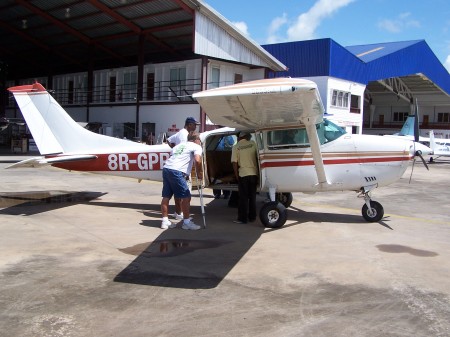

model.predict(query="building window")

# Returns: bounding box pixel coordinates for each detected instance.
[437,112,450,123]
[68,80,74,104]
[109,76,116,102]
[123,72,137,101]
[337,92,343,106]
[330,89,350,108]
[331,90,337,106]
[350,95,360,113]
[343,93,349,108]
[146,73,155,100]
[393,112,408,122]
[170,67,186,99]
[210,67,220,88]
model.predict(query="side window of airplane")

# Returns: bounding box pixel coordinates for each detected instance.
[267,128,309,149]
[266,120,346,150]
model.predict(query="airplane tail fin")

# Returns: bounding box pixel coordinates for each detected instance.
[8,83,141,155]
[398,115,416,137]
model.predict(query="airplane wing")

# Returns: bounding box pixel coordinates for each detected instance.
[194,78,329,187]
[6,154,97,169]
[193,78,324,129]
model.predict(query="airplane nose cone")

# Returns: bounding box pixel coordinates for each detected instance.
[409,142,433,157]
[409,144,416,158]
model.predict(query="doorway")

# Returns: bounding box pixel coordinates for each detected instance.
[142,122,156,144]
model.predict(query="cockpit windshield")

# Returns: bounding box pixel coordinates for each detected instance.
[267,119,346,149]
[318,119,347,143]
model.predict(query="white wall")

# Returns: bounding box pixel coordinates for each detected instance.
[301,76,365,132]
[67,103,202,140]
[208,59,264,86]
[139,104,201,139]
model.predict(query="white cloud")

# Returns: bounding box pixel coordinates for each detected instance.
[286,0,356,41]
[232,21,249,36]
[378,19,402,33]
[377,12,421,33]
[445,55,450,73]
[267,13,288,43]
[264,0,355,43]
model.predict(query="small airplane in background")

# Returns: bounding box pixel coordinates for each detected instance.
[7,78,422,228]
[384,114,433,156]
[429,130,450,162]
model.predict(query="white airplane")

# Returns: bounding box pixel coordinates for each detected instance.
[7,78,419,228]
[429,130,450,162]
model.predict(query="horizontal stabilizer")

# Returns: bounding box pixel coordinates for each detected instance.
[6,154,97,169]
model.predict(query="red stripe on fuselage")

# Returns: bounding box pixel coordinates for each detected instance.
[260,156,411,168]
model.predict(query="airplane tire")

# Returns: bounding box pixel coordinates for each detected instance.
[275,192,293,208]
[361,201,384,222]
[259,201,287,228]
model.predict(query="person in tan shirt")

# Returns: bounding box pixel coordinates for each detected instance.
[231,131,258,224]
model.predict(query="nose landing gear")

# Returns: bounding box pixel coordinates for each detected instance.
[359,188,384,222]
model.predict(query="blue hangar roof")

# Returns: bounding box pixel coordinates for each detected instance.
[263,38,450,96]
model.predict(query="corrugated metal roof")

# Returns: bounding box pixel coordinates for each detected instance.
[345,40,422,63]
[263,38,450,96]
[193,0,286,71]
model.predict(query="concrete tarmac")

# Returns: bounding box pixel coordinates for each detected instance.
[1,157,450,337]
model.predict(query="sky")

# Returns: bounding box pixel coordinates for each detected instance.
[204,0,450,72]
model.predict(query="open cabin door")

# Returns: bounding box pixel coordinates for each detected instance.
[201,129,239,192]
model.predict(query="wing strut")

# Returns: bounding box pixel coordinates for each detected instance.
[302,116,329,187]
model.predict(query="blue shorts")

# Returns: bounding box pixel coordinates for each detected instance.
[162,168,191,199]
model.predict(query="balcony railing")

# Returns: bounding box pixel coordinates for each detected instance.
[64,78,204,106]
[363,122,450,130]
[8,78,221,107]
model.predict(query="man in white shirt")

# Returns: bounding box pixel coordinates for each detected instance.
[166,116,200,219]
[167,116,199,148]
[161,132,203,230]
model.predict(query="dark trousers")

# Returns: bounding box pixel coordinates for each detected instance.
[213,189,230,198]
[237,175,257,222]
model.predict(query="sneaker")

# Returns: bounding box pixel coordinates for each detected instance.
[173,213,193,221]
[161,220,176,229]
[172,212,183,220]
[182,221,201,230]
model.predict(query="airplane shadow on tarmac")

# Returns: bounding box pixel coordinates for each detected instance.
[113,199,392,289]
[114,199,264,289]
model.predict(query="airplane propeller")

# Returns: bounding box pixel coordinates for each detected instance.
[409,98,429,183]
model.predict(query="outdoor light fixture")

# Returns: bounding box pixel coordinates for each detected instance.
[65,8,71,19]
[22,19,27,29]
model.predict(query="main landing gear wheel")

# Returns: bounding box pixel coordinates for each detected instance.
[275,192,293,208]
[362,201,384,222]
[259,202,287,228]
